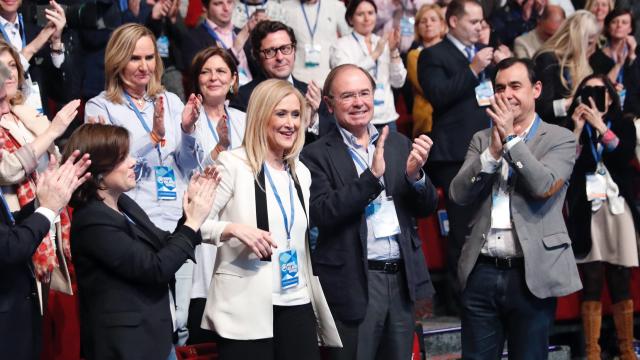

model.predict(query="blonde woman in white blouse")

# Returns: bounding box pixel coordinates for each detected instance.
[329,0,406,131]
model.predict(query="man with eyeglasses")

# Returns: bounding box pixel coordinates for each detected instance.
[300,64,437,360]
[230,20,334,143]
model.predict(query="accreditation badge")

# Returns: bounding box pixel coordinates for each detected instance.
[475,80,494,107]
[279,249,299,289]
[154,166,177,200]
[304,43,321,68]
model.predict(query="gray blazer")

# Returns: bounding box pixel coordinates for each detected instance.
[450,118,582,299]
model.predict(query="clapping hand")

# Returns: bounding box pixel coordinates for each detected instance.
[37,150,91,213]
[181,94,201,134]
[183,167,221,231]
[406,135,433,182]
[370,125,389,178]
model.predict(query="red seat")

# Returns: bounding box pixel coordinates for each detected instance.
[175,342,218,360]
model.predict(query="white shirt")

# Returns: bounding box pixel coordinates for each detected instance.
[330,32,407,125]
[264,163,310,306]
[0,14,64,72]
[479,114,538,258]
[232,0,286,29]
[282,0,351,87]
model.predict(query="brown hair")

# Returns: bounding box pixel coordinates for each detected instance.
[414,4,447,43]
[62,124,130,208]
[0,40,25,105]
[189,47,239,99]
[104,24,164,104]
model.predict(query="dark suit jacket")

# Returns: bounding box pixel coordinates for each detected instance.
[71,195,200,360]
[589,47,640,118]
[418,37,492,163]
[231,76,336,143]
[534,51,571,126]
[21,15,74,111]
[0,200,50,360]
[300,128,437,322]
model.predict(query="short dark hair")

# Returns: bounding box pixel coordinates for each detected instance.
[345,0,378,27]
[250,20,297,64]
[568,73,622,124]
[493,57,538,85]
[62,124,130,208]
[323,64,376,101]
[189,47,239,100]
[604,8,635,41]
[446,0,481,28]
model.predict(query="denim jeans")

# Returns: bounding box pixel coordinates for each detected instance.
[461,262,557,359]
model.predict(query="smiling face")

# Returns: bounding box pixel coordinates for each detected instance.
[267,93,301,157]
[590,0,610,22]
[494,62,542,124]
[351,1,377,36]
[0,0,21,19]
[0,50,18,100]
[120,36,156,93]
[198,54,236,104]
[327,67,374,133]
[417,9,445,43]
[101,156,137,194]
[608,13,633,41]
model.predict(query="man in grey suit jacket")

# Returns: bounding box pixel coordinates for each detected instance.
[450,58,582,359]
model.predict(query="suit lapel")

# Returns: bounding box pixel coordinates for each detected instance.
[442,37,473,65]
[117,198,164,251]
[254,167,269,232]
[325,129,359,186]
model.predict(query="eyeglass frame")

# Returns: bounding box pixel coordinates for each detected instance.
[259,43,297,59]
[326,88,374,104]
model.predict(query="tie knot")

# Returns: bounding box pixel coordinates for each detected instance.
[465,46,475,61]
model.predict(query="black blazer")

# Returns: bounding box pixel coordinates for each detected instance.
[300,129,437,322]
[534,51,572,126]
[566,114,639,257]
[0,200,50,360]
[590,47,640,118]
[71,195,200,360]
[231,76,336,143]
[418,37,492,163]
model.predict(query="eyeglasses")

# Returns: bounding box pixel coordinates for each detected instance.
[260,43,295,59]
[328,89,373,104]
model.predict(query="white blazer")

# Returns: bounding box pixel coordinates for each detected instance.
[200,148,342,346]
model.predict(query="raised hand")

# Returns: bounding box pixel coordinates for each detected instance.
[49,99,81,138]
[46,0,67,44]
[305,80,321,126]
[470,47,494,75]
[489,125,503,160]
[216,117,231,150]
[371,125,389,178]
[181,93,201,134]
[183,170,220,230]
[406,134,433,182]
[86,115,107,124]
[153,95,166,139]
[486,94,515,140]
[37,151,91,213]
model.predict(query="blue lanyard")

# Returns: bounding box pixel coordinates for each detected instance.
[617,66,624,84]
[351,33,378,78]
[0,13,26,50]
[244,0,266,20]
[585,120,611,163]
[205,107,232,144]
[300,0,321,42]
[124,92,163,165]
[263,163,295,242]
[0,188,14,224]
[522,115,541,144]
[201,22,236,50]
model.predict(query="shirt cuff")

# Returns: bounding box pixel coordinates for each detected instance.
[51,53,64,68]
[407,169,426,189]
[19,53,30,72]
[504,136,522,152]
[35,207,57,224]
[553,99,568,117]
[307,114,320,136]
[480,147,502,173]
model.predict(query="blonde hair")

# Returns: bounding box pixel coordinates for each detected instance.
[243,79,307,180]
[0,41,25,105]
[104,23,164,104]
[414,4,447,43]
[536,10,600,94]
[584,0,615,16]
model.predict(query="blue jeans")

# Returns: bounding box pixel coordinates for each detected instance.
[461,262,557,359]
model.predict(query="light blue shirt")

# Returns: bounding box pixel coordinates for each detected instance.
[337,124,427,260]
[84,91,201,231]
[195,106,246,168]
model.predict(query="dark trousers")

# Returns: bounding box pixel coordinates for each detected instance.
[426,161,470,315]
[186,298,216,345]
[325,268,415,360]
[217,303,320,360]
[461,262,557,359]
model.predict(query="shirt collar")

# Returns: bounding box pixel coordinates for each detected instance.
[447,33,472,55]
[519,113,538,138]
[337,122,379,150]
[206,18,233,34]
[0,14,19,28]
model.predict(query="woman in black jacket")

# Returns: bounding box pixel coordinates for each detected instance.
[565,73,638,360]
[64,124,219,360]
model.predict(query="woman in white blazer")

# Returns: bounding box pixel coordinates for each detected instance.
[199,79,341,359]
[329,0,407,131]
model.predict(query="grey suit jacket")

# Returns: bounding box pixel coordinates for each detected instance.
[450,118,582,299]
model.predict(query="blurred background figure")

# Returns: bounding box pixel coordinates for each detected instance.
[513,4,566,58]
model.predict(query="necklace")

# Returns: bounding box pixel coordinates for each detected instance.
[130,95,145,107]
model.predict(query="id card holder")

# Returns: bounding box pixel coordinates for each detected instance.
[400,16,415,36]
[279,249,299,289]
[475,80,494,107]
[154,166,177,200]
[374,83,385,107]
[304,43,321,68]
[490,187,511,229]
[157,35,170,58]
[25,81,44,114]
[586,172,607,202]
[368,196,401,238]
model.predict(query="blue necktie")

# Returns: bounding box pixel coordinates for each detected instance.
[465,45,475,62]
[119,0,128,12]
